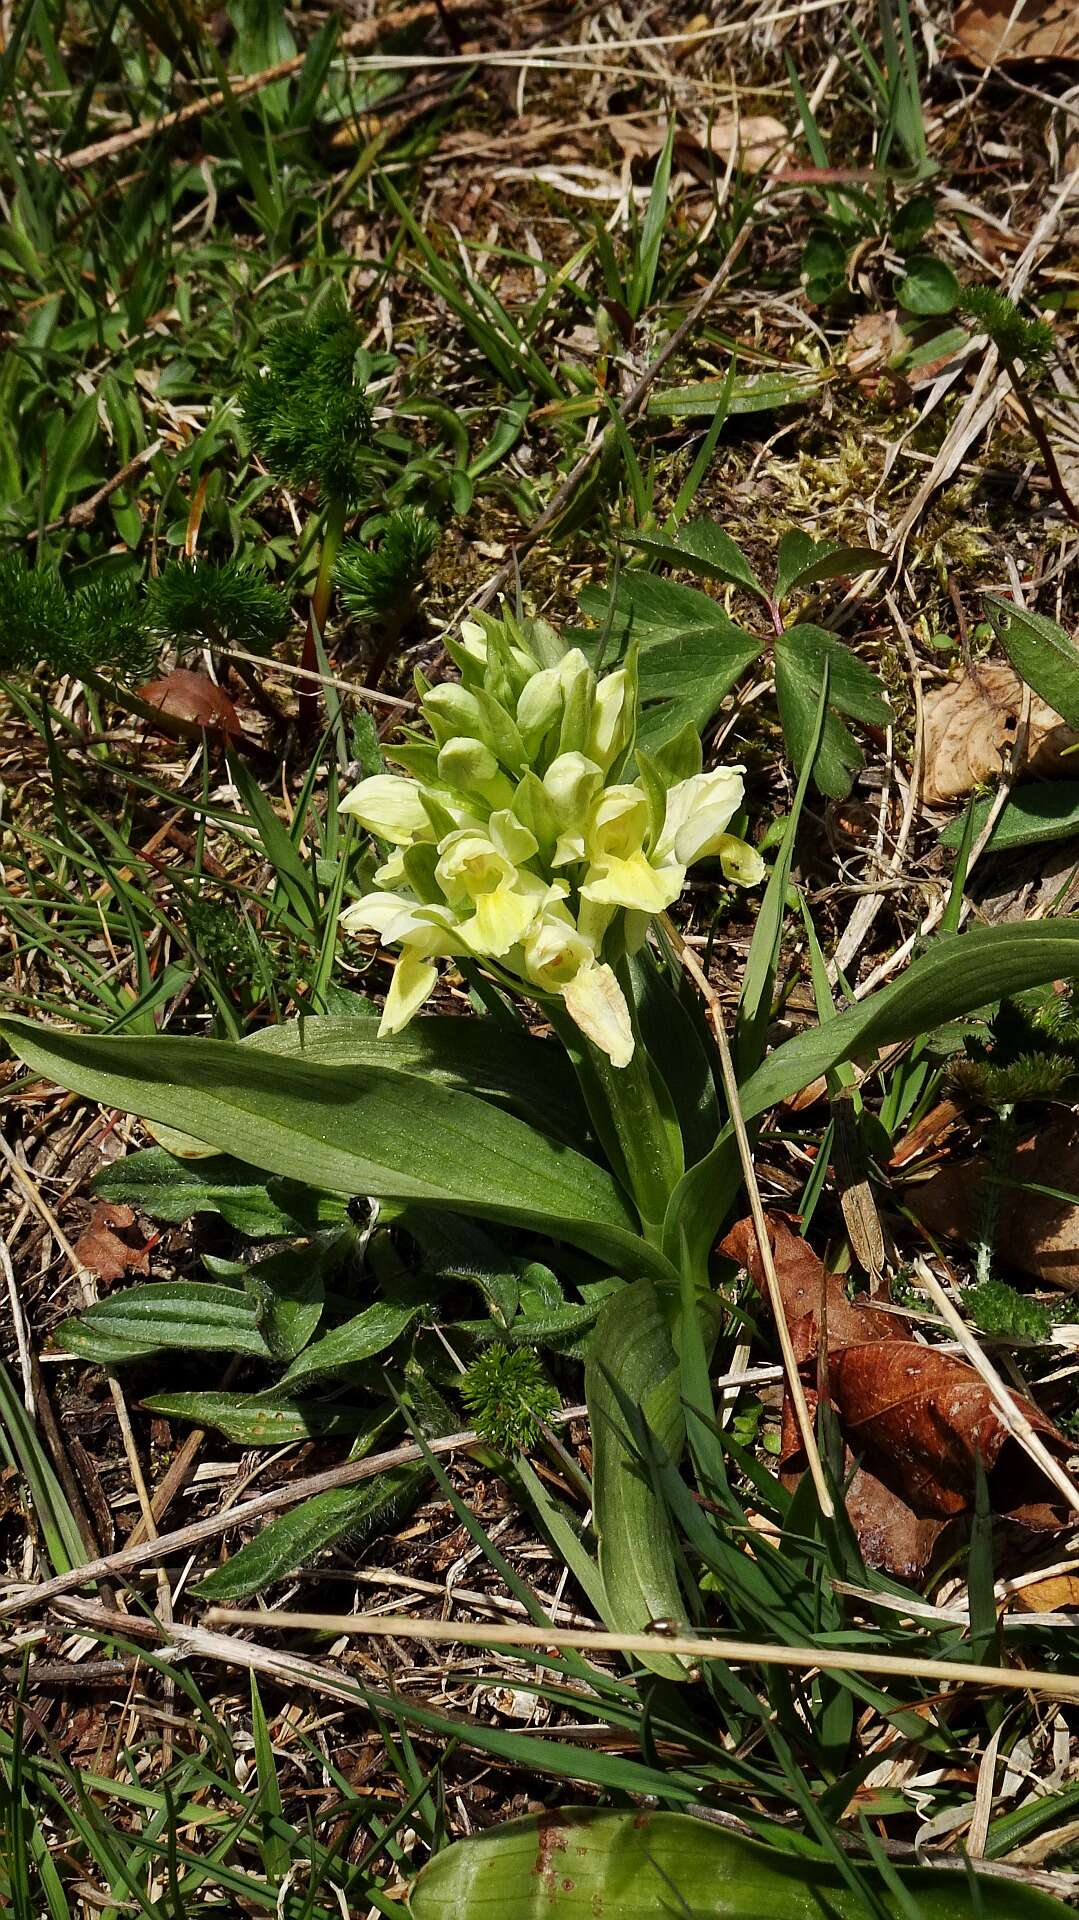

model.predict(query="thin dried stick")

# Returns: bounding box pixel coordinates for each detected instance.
[25,441,163,541]
[48,1,482,172]
[156,1604,1079,1706]
[0,1231,34,1415]
[216,646,414,710]
[913,1258,1079,1517]
[829,589,925,982]
[670,930,835,1518]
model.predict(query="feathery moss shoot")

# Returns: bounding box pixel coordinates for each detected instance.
[145,559,291,654]
[239,297,373,502]
[959,285,1054,366]
[961,1279,1054,1345]
[336,508,440,622]
[460,1345,560,1453]
[0,555,156,681]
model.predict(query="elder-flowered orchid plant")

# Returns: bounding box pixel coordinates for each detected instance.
[339,608,764,1069]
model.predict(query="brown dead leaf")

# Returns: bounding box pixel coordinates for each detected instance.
[613,114,786,174]
[952,0,1079,67]
[721,1213,1072,1574]
[777,1384,947,1578]
[137,669,243,738]
[74,1202,152,1285]
[921,661,1077,805]
[719,1215,905,1363]
[909,1112,1079,1289]
[831,1339,1069,1518]
[1014,1571,1079,1612]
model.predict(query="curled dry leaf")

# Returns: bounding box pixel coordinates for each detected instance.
[921,661,1076,805]
[719,1214,1072,1577]
[137,669,243,738]
[952,0,1079,67]
[909,1111,1079,1290]
[611,114,787,174]
[1013,1571,1079,1613]
[74,1201,152,1286]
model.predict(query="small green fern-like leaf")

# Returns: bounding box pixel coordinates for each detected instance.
[239,296,372,502]
[959,285,1054,366]
[145,559,291,654]
[460,1345,560,1453]
[335,507,440,622]
[962,1279,1053,1345]
[0,556,156,682]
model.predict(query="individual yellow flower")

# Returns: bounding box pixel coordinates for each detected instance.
[654,765,766,886]
[434,829,547,957]
[580,786,684,914]
[339,893,463,1034]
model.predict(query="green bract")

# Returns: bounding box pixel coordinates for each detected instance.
[340,609,765,1066]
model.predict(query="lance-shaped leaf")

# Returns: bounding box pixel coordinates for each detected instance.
[2,1018,666,1277]
[983,594,1079,731]
[667,919,1079,1271]
[586,1282,685,1680]
[242,1013,591,1148]
[410,1807,1071,1918]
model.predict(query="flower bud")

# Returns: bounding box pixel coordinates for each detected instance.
[436,737,515,810]
[516,665,563,756]
[588,668,632,770]
[340,774,430,845]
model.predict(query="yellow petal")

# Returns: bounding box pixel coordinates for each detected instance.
[561,962,634,1068]
[339,774,430,845]
[581,852,683,914]
[716,834,767,888]
[379,949,438,1034]
[462,883,541,958]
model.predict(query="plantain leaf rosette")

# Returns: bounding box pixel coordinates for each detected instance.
[339,609,765,1066]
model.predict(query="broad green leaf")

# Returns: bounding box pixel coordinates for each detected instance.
[775,626,890,798]
[410,1808,1071,1918]
[775,637,862,797]
[93,1147,346,1237]
[278,1299,417,1389]
[667,919,1079,1272]
[243,1013,591,1148]
[242,1241,327,1362]
[57,1281,270,1365]
[577,575,762,749]
[647,370,822,419]
[143,1391,387,1446]
[940,780,1079,854]
[895,252,959,315]
[1,1019,662,1278]
[776,536,887,602]
[194,1469,419,1601]
[782,625,891,723]
[625,519,766,599]
[586,1282,685,1680]
[983,594,1079,730]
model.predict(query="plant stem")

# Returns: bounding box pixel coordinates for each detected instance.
[553,965,683,1236]
[1000,355,1079,528]
[974,1100,1016,1288]
[300,495,348,735]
